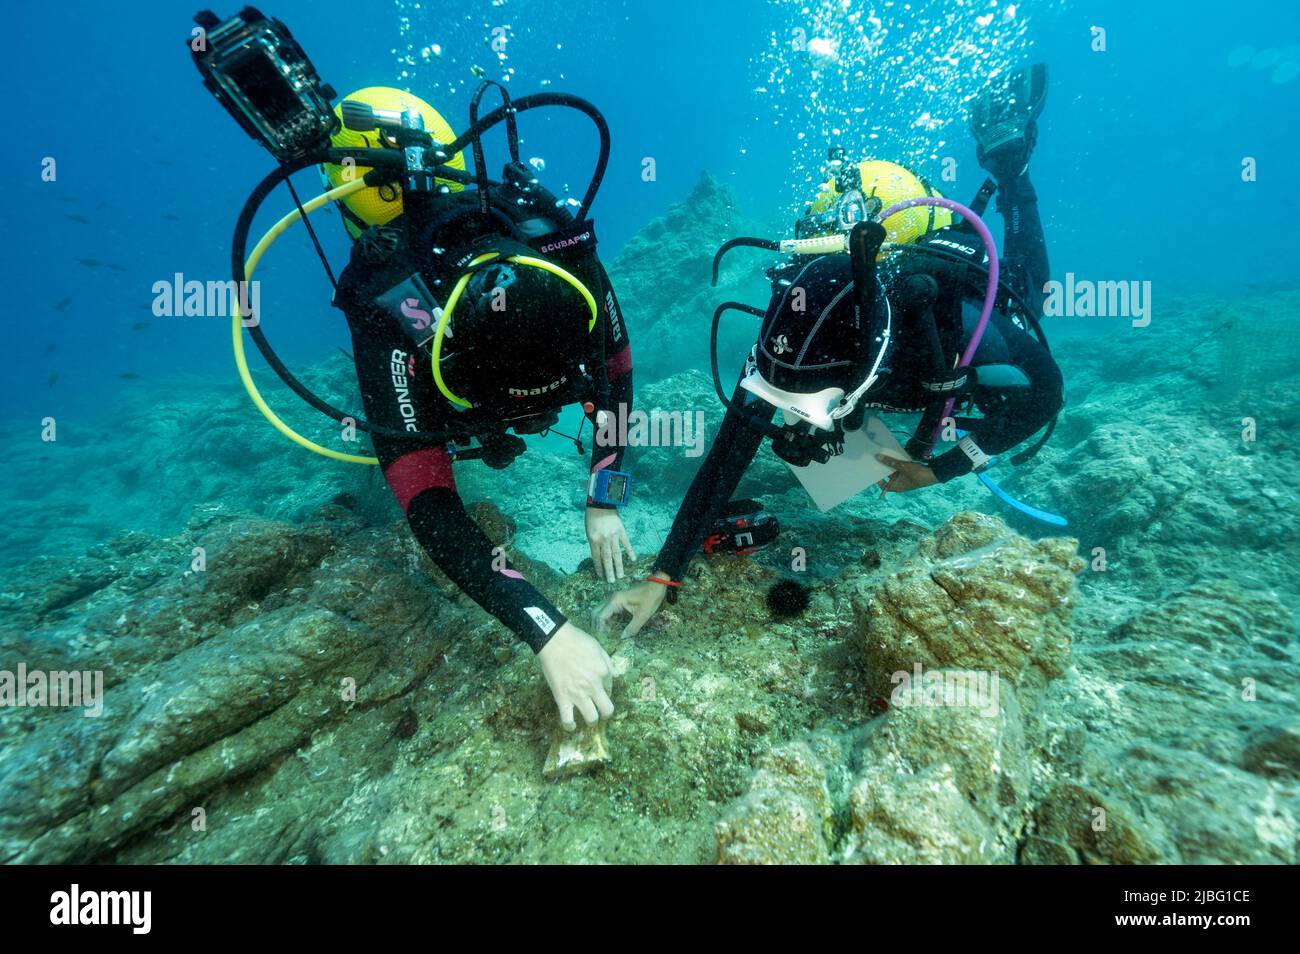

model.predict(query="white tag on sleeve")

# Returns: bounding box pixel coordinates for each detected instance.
[524,606,557,636]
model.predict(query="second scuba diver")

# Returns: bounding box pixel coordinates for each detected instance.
[325,87,638,730]
[599,63,1063,637]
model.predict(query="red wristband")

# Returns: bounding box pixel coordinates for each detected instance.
[645,576,681,588]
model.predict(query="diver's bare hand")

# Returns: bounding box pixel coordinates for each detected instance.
[586,506,636,582]
[537,621,616,731]
[595,573,669,638]
[876,454,938,494]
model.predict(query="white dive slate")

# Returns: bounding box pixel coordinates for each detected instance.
[785,414,911,512]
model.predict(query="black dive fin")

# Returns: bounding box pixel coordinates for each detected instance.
[970,63,1047,169]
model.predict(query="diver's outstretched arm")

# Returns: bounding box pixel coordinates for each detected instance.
[597,386,768,638]
[652,385,770,583]
[341,291,570,652]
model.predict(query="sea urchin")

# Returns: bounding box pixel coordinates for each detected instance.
[766,579,811,620]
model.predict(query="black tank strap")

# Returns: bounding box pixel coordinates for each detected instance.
[968,177,997,219]
[468,77,521,215]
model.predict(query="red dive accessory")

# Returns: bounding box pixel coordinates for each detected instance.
[701,499,780,555]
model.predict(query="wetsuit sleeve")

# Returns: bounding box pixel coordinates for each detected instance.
[928,309,1063,483]
[339,288,566,652]
[652,384,769,581]
[587,263,634,508]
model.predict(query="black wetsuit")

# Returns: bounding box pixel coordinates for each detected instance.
[653,171,1062,582]
[333,220,633,653]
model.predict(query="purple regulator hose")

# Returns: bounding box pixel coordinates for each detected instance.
[876,196,999,454]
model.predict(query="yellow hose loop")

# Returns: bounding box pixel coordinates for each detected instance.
[238,185,604,455]
[430,252,498,408]
[508,256,600,332]
[232,177,380,465]
[429,253,601,408]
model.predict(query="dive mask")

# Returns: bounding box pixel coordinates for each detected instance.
[795,190,884,240]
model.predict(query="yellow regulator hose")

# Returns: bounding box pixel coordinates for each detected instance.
[231,177,379,465]
[234,180,600,463]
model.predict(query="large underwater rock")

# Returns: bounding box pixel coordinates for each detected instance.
[605,170,767,383]
[712,514,1299,866]
[715,740,837,865]
[1021,577,1300,864]
[1011,288,1300,601]
[0,505,462,864]
[846,679,1033,864]
[853,511,1085,695]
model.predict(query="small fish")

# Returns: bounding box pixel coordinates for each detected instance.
[336,346,355,361]
[54,297,72,312]
[65,213,90,225]
[130,322,150,332]
[118,372,140,380]
[75,258,103,268]
[163,213,180,221]
[137,303,151,311]
[105,263,129,273]
[47,372,59,388]
[43,343,56,357]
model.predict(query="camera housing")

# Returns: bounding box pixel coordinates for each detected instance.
[191,7,339,162]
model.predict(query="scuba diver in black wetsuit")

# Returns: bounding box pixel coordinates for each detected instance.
[189,11,635,729]
[328,87,637,730]
[599,64,1063,638]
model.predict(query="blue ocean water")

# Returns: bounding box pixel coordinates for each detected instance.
[3,0,1296,429]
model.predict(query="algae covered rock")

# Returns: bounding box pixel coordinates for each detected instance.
[1242,718,1300,780]
[843,676,1033,864]
[717,678,1035,865]
[1020,782,1165,865]
[1026,577,1300,864]
[1100,744,1297,864]
[0,507,458,864]
[714,741,835,865]
[847,764,994,864]
[855,512,1084,693]
[1107,578,1293,653]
